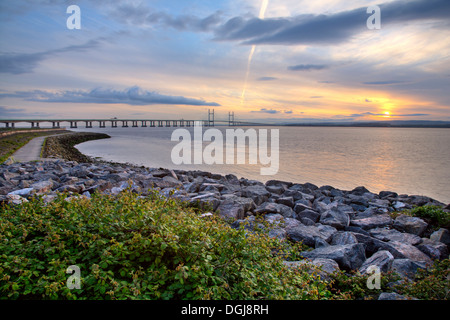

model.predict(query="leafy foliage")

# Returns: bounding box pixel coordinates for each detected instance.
[407,205,450,229]
[0,189,331,300]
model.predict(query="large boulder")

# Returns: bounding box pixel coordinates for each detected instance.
[216,200,245,220]
[241,185,271,205]
[369,227,422,246]
[300,243,366,271]
[393,214,428,236]
[359,250,394,274]
[350,214,393,230]
[286,223,337,247]
[319,205,351,229]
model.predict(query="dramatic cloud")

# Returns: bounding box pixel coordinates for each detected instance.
[214,0,450,45]
[0,86,221,107]
[288,64,329,71]
[0,39,101,74]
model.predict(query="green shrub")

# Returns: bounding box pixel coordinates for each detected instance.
[407,205,450,229]
[394,259,450,300]
[0,189,331,300]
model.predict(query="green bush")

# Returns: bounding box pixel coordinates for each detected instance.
[394,259,450,300]
[0,189,331,300]
[407,205,450,229]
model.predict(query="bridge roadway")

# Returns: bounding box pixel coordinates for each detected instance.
[0,118,234,129]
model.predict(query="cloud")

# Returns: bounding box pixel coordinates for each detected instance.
[0,106,49,118]
[0,86,221,107]
[288,64,329,71]
[214,0,450,46]
[365,99,372,102]
[0,39,101,74]
[310,96,324,99]
[363,81,407,85]
[257,76,278,81]
[284,110,293,114]
[110,2,223,32]
[251,108,280,114]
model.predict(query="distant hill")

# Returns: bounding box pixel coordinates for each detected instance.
[282,120,450,128]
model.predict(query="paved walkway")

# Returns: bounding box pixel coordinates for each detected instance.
[10,133,69,162]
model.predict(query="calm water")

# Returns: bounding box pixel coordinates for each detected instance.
[74,126,450,204]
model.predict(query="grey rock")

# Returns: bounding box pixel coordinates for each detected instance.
[30,180,55,194]
[296,208,320,223]
[378,292,416,300]
[286,223,336,247]
[241,185,270,205]
[319,206,350,229]
[276,196,294,208]
[217,200,245,220]
[331,231,358,245]
[301,243,366,271]
[350,214,393,230]
[369,227,422,246]
[284,258,339,281]
[392,259,427,280]
[430,228,450,247]
[417,238,448,260]
[393,214,428,236]
[254,202,294,218]
[359,250,394,274]
[7,188,33,197]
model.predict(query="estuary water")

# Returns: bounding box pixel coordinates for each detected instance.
[74,126,450,204]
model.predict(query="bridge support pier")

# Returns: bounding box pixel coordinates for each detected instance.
[52,122,60,128]
[122,121,128,127]
[141,121,147,127]
[85,121,93,128]
[70,121,77,128]
[158,121,163,127]
[111,121,117,128]
[31,122,40,128]
[132,120,138,127]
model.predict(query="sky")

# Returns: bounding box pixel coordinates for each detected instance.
[0,0,449,124]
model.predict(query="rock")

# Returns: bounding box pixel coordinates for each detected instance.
[7,188,33,197]
[430,228,450,247]
[283,258,339,281]
[284,258,339,281]
[217,200,245,220]
[387,241,432,264]
[30,180,55,194]
[392,259,427,280]
[350,214,393,230]
[351,186,371,196]
[301,243,366,271]
[254,202,294,218]
[359,250,394,274]
[286,223,336,247]
[319,206,350,229]
[276,196,294,208]
[417,238,448,260]
[379,191,398,199]
[369,228,422,246]
[241,185,270,205]
[378,292,415,300]
[6,194,28,205]
[331,231,358,245]
[393,214,428,236]
[296,209,320,223]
